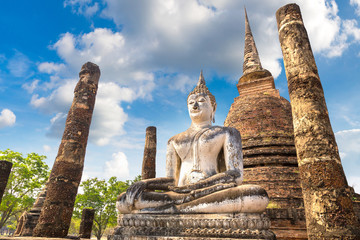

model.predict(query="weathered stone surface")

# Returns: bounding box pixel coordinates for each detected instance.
[224,9,306,239]
[33,62,100,237]
[79,208,95,238]
[109,213,275,240]
[141,126,156,180]
[14,187,47,236]
[117,73,269,216]
[277,3,360,239]
[243,7,262,75]
[0,160,12,203]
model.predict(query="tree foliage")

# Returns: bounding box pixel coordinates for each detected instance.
[73,176,139,240]
[0,149,50,229]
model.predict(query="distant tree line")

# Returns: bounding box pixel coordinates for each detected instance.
[0,149,138,239]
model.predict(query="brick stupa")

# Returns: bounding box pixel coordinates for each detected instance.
[224,9,307,239]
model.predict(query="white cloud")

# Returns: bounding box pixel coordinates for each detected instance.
[46,112,67,138]
[33,80,136,145]
[348,176,360,194]
[22,79,39,93]
[0,109,16,128]
[7,51,32,78]
[62,0,360,76]
[343,19,360,41]
[38,62,66,74]
[30,79,76,114]
[32,0,360,149]
[335,129,360,154]
[64,0,99,17]
[350,0,360,16]
[104,152,130,179]
[89,82,135,146]
[43,145,52,152]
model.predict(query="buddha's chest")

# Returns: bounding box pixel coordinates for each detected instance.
[173,129,225,163]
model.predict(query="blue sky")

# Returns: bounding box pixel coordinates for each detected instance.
[1,0,360,192]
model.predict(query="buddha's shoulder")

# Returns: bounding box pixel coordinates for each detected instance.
[167,126,240,144]
[209,125,240,136]
[167,130,190,144]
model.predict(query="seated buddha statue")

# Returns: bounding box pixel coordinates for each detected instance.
[117,71,269,214]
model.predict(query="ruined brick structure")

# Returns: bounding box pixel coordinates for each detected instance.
[141,126,157,180]
[33,62,100,237]
[14,187,47,236]
[79,208,95,238]
[224,9,307,239]
[0,160,12,203]
[276,4,360,239]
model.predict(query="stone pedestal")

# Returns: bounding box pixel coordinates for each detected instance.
[109,213,275,240]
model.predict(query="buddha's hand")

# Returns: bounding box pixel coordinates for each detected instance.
[169,185,194,193]
[125,181,147,207]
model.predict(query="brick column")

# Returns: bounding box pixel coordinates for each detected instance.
[141,126,156,180]
[276,4,360,239]
[33,62,100,237]
[79,208,95,238]
[0,160,12,203]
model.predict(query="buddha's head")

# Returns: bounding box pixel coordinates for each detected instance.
[187,71,217,124]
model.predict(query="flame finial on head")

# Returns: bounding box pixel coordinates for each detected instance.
[187,70,217,111]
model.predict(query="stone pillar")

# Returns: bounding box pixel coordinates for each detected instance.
[0,160,12,203]
[33,62,100,237]
[141,126,156,180]
[276,4,360,239]
[79,208,95,239]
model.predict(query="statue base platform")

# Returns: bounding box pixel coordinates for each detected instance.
[108,213,276,240]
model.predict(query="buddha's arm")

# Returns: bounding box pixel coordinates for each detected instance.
[223,127,243,184]
[125,177,175,208]
[125,139,181,207]
[165,138,181,185]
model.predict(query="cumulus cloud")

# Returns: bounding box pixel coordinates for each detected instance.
[22,79,39,93]
[104,152,130,179]
[38,62,66,74]
[32,0,360,147]
[0,109,16,128]
[30,79,76,114]
[7,51,33,78]
[350,0,360,16]
[89,82,136,146]
[335,129,360,155]
[64,0,99,17]
[33,79,137,145]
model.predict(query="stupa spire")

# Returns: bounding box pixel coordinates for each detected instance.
[243,7,263,74]
[198,70,205,86]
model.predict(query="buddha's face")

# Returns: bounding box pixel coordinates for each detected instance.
[187,93,213,123]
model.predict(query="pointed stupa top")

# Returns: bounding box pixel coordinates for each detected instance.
[198,70,205,85]
[188,70,216,109]
[243,7,263,75]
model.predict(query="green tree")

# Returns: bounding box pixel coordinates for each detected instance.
[0,149,50,229]
[73,176,138,240]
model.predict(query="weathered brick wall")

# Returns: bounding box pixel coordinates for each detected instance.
[225,72,307,239]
